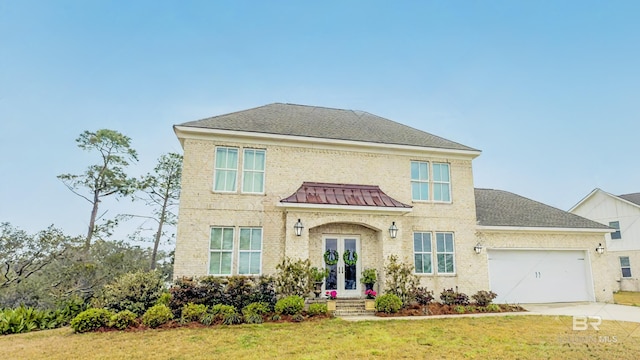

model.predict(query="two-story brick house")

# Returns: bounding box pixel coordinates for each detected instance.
[570,188,640,292]
[173,103,613,303]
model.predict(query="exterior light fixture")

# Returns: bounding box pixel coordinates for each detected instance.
[473,243,483,254]
[595,243,605,254]
[389,222,398,239]
[294,219,304,236]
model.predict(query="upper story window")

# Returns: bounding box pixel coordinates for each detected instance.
[214,147,238,192]
[609,221,621,240]
[411,161,451,202]
[411,161,429,201]
[242,149,266,193]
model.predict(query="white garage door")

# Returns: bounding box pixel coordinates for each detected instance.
[488,250,595,303]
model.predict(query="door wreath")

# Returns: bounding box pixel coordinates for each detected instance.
[324,250,339,265]
[343,249,358,266]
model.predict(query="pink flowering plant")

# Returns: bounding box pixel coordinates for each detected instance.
[365,289,377,299]
[325,290,337,300]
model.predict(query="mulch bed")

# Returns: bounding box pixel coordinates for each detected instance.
[375,303,526,317]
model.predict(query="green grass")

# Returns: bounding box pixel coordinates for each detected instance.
[2,316,640,359]
[614,291,640,306]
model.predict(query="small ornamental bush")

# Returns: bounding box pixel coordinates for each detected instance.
[440,287,470,306]
[375,294,403,313]
[222,312,243,325]
[181,303,208,322]
[141,304,173,328]
[292,313,305,322]
[210,304,237,319]
[454,305,466,314]
[307,303,328,316]
[71,308,113,333]
[471,290,498,307]
[156,292,171,306]
[412,287,434,306]
[242,302,270,317]
[99,270,165,316]
[110,310,137,330]
[486,304,501,312]
[275,295,305,315]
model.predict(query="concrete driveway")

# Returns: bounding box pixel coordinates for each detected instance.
[523,302,640,324]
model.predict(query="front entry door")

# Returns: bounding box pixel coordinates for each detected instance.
[324,236,360,298]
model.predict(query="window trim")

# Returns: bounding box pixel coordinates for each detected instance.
[413,232,433,274]
[238,227,263,275]
[432,162,451,203]
[412,231,456,275]
[411,160,430,201]
[609,221,622,240]
[410,160,453,203]
[208,226,235,276]
[620,256,632,278]
[241,148,266,194]
[435,232,456,274]
[213,147,239,193]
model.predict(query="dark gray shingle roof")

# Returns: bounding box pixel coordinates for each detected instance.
[179,103,478,152]
[618,193,640,206]
[475,188,609,229]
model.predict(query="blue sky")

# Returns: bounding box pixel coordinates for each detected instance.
[1,1,639,240]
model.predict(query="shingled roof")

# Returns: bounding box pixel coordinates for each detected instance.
[475,188,609,229]
[178,103,479,152]
[618,192,640,207]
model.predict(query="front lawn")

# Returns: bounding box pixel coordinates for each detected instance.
[614,291,640,306]
[2,316,640,359]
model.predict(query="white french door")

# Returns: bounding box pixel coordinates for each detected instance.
[323,235,360,298]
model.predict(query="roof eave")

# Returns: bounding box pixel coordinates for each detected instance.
[476,225,611,234]
[277,202,413,215]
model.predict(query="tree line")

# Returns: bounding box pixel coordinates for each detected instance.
[1,129,181,309]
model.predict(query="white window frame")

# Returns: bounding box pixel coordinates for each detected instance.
[241,149,266,194]
[213,147,238,192]
[435,232,455,274]
[610,221,622,240]
[413,232,433,274]
[238,227,263,275]
[620,256,632,278]
[411,161,430,201]
[432,163,451,202]
[208,227,234,275]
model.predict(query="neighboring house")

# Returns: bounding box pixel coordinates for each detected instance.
[173,103,613,303]
[570,188,640,292]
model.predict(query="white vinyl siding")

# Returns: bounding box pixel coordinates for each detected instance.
[610,221,622,240]
[214,147,238,192]
[238,228,262,275]
[242,149,266,193]
[209,227,234,275]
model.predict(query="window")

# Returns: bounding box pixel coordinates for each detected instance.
[610,221,621,240]
[214,147,238,192]
[242,149,265,193]
[620,257,632,278]
[432,163,451,202]
[411,161,429,201]
[238,228,262,275]
[209,227,234,275]
[413,232,432,273]
[436,232,455,274]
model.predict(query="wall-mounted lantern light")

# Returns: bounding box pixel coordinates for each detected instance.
[595,243,605,254]
[294,219,304,236]
[389,222,398,239]
[473,243,483,254]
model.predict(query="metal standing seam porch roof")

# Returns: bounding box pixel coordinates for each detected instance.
[280,182,412,209]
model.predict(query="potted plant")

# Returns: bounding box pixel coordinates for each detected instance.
[325,290,337,311]
[364,289,377,310]
[360,268,377,291]
[310,267,329,298]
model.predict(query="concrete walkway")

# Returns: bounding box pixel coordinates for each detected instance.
[339,303,640,323]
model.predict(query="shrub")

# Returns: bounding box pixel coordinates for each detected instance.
[454,305,466,314]
[275,258,312,297]
[70,308,113,333]
[156,292,171,306]
[110,310,137,330]
[0,306,46,335]
[440,287,469,306]
[99,270,165,316]
[141,304,173,328]
[292,313,305,322]
[307,303,328,316]
[412,287,434,306]
[181,303,208,322]
[375,294,403,313]
[271,314,282,321]
[222,312,243,325]
[471,290,498,307]
[384,255,419,305]
[242,302,270,324]
[274,295,305,315]
[169,276,224,317]
[486,304,501,312]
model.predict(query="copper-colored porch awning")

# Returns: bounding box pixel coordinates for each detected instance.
[280,182,412,209]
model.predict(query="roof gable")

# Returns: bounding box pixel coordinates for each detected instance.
[178,103,479,152]
[475,188,609,229]
[570,188,640,212]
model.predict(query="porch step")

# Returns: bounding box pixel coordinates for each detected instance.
[334,309,376,317]
[333,299,375,317]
